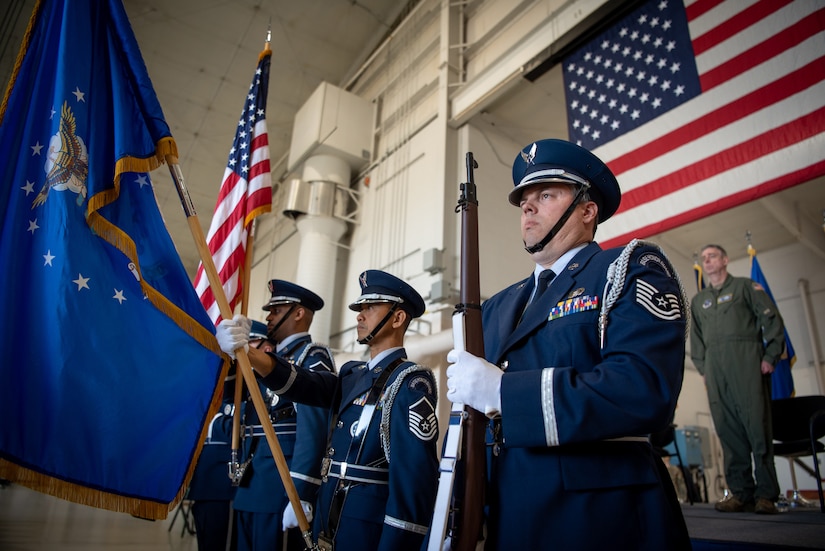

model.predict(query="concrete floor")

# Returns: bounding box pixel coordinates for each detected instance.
[3,480,825,550]
[0,483,197,551]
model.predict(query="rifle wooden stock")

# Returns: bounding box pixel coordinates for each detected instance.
[451,152,486,551]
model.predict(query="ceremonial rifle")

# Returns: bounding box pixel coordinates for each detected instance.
[429,152,486,551]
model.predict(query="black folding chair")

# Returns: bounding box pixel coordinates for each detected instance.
[771,395,825,512]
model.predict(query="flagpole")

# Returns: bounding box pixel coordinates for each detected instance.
[228,145,260,532]
[225,218,255,543]
[240,230,255,315]
[230,34,273,539]
[165,156,315,548]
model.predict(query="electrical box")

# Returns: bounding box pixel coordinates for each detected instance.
[429,279,452,303]
[288,82,374,173]
[666,426,711,467]
[423,248,443,274]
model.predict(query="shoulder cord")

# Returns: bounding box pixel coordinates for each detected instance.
[599,238,690,349]
[379,364,431,464]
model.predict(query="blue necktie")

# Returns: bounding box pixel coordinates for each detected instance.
[519,269,555,325]
[533,269,555,304]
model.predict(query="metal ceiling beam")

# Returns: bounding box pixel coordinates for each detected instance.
[448,0,616,126]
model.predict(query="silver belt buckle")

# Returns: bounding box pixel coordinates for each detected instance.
[320,457,331,482]
[317,534,334,551]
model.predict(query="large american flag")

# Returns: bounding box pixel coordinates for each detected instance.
[562,0,825,248]
[194,47,273,324]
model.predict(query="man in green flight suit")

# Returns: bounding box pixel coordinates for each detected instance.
[690,244,785,515]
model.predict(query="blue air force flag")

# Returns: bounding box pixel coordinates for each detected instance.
[748,247,795,400]
[0,0,226,519]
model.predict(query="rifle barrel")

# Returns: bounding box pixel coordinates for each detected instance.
[452,152,486,551]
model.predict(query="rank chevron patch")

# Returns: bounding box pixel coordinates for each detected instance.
[636,279,682,320]
[408,396,437,441]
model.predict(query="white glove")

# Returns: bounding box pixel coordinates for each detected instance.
[446,349,503,417]
[215,314,252,359]
[282,500,313,529]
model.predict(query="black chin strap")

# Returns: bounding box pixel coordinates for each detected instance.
[266,303,297,343]
[357,303,399,345]
[523,185,588,254]
[252,339,274,350]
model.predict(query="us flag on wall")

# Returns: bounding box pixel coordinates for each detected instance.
[562,0,825,248]
[194,46,273,324]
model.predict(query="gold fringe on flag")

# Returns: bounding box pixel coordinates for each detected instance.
[0,459,171,520]
[0,135,231,518]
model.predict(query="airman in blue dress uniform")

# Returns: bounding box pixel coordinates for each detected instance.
[446,139,692,550]
[220,281,335,551]
[188,344,239,551]
[217,270,439,551]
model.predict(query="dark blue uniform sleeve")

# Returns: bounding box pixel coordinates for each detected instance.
[290,347,335,502]
[259,352,339,409]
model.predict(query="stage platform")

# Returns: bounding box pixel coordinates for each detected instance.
[683,502,825,550]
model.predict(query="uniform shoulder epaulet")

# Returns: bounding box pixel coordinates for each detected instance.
[379,363,436,463]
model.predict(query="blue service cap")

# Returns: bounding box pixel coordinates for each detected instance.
[262,280,324,312]
[348,270,426,318]
[249,320,269,340]
[509,139,621,223]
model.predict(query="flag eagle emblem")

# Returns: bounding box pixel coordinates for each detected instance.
[33,102,89,208]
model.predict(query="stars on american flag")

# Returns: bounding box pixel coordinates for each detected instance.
[195,47,272,324]
[227,73,267,178]
[563,0,700,149]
